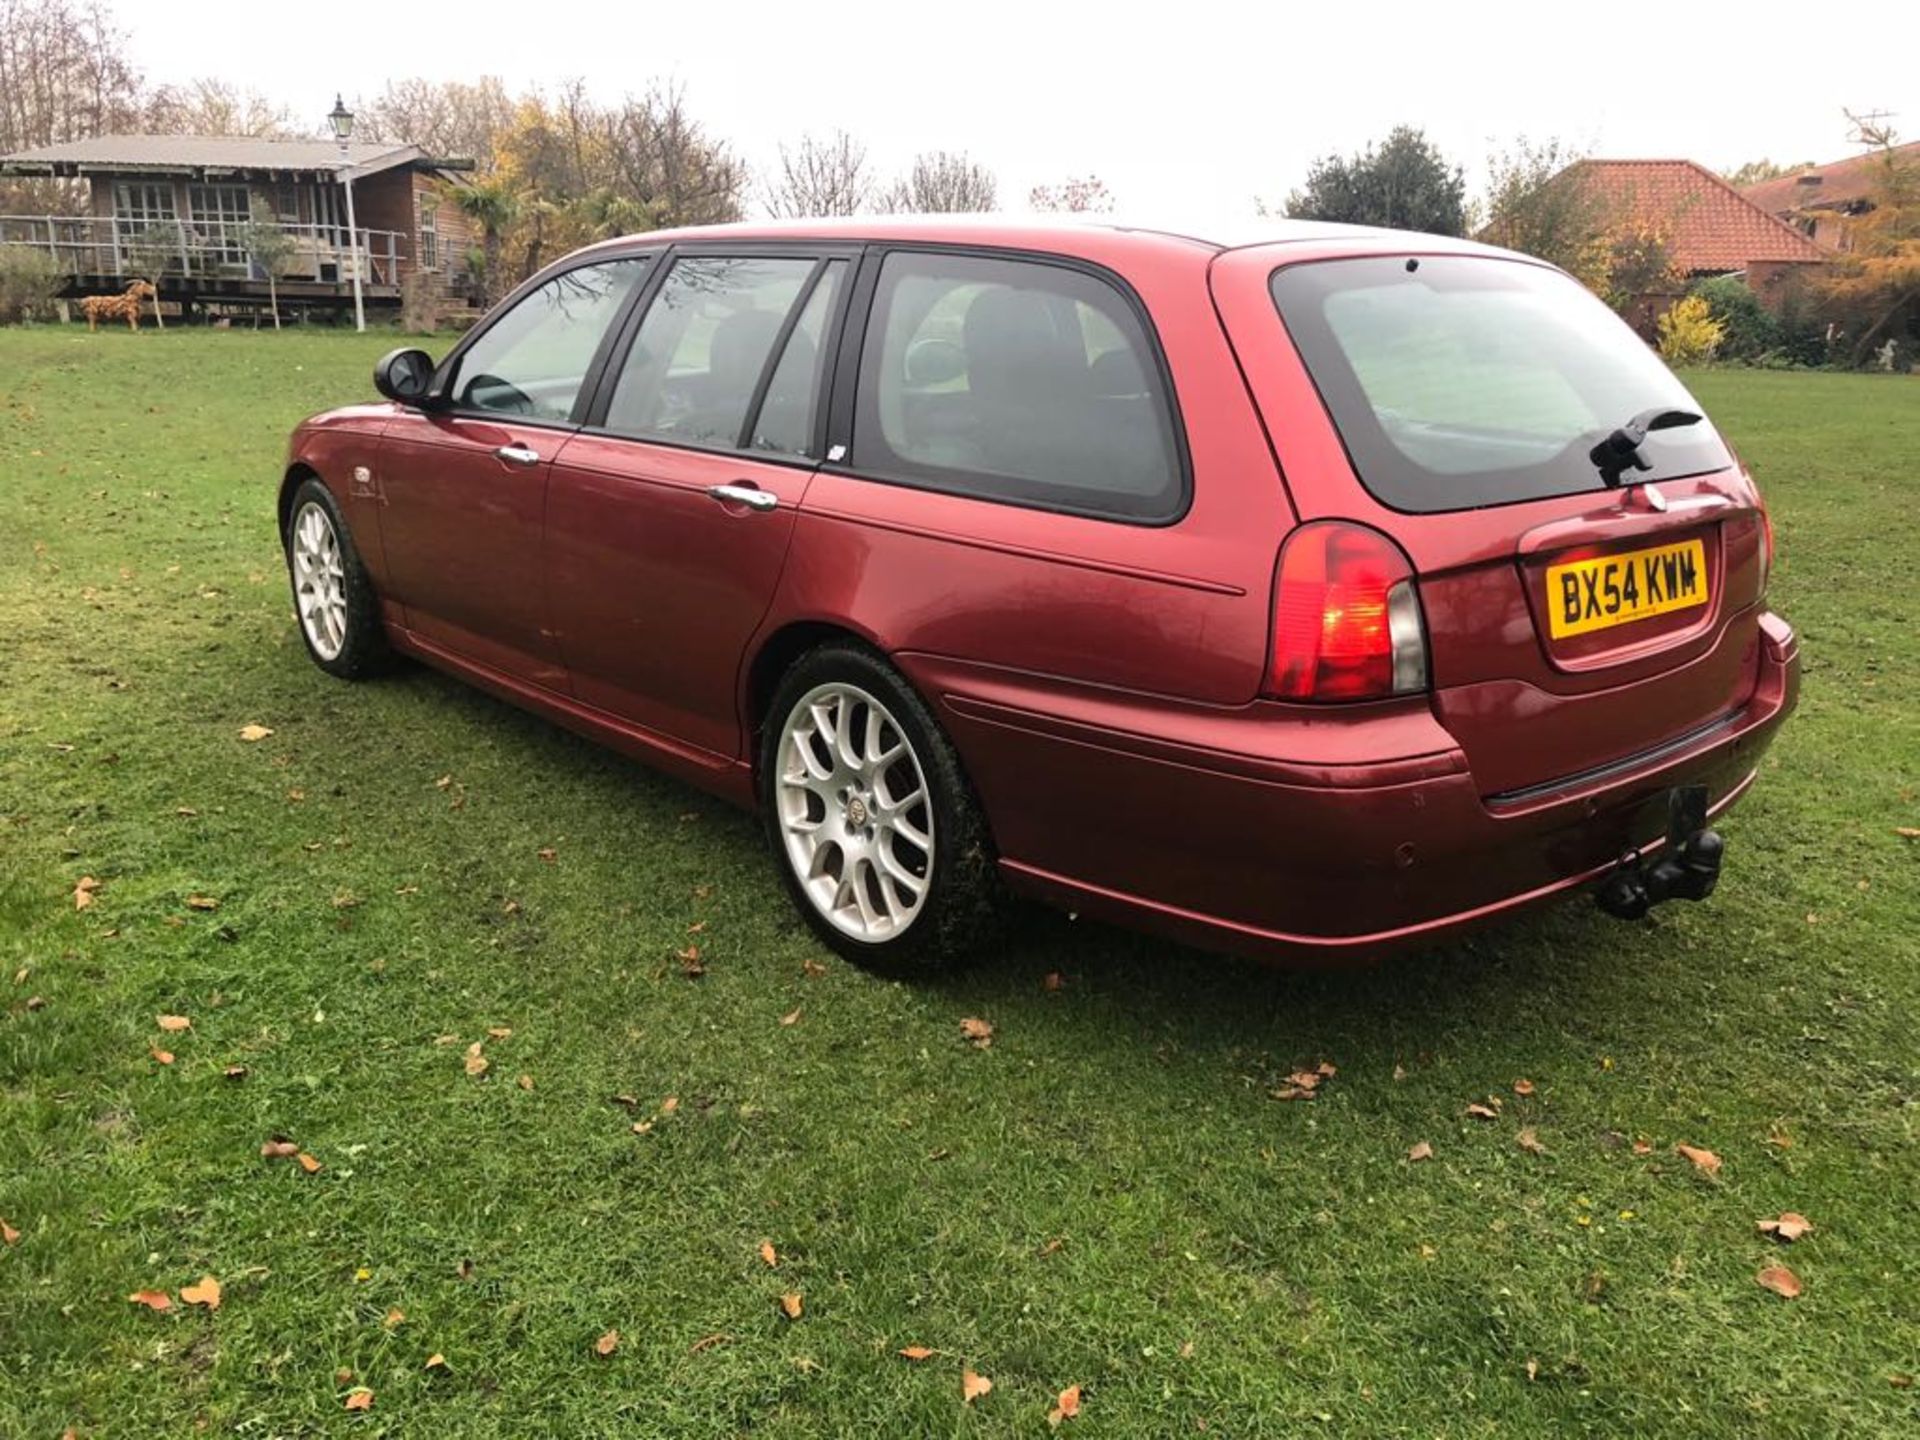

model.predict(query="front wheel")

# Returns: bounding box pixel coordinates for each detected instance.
[760,644,1001,975]
[285,477,392,679]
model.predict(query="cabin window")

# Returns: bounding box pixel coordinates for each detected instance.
[112,182,177,234]
[419,207,439,271]
[188,184,251,268]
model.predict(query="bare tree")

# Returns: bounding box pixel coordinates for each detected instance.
[596,84,747,229]
[356,76,516,167]
[764,130,872,218]
[142,77,295,137]
[882,150,997,214]
[1028,175,1114,214]
[0,0,140,211]
[0,0,141,153]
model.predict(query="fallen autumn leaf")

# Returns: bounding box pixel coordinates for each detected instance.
[963,1368,993,1404]
[898,1345,935,1361]
[343,1388,373,1411]
[1757,1212,1814,1242]
[1675,1143,1723,1177]
[1049,1383,1083,1425]
[959,1016,993,1048]
[1408,1141,1434,1162]
[238,724,273,742]
[180,1275,221,1310]
[128,1289,171,1311]
[780,1292,803,1320]
[594,1329,619,1356]
[1517,1128,1547,1155]
[759,1241,778,1268]
[1756,1264,1802,1298]
[156,1014,191,1032]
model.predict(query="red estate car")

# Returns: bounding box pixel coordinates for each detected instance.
[281,216,1798,970]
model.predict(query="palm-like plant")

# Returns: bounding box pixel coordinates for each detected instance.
[451,179,521,307]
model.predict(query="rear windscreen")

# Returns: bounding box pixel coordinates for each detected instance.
[1269,256,1733,513]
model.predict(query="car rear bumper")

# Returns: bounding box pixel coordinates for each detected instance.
[914,612,1799,964]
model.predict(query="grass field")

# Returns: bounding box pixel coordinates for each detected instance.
[1,327,1916,1437]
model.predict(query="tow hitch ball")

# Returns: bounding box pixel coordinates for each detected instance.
[1596,786,1724,921]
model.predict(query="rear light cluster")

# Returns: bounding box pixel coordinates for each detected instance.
[1264,521,1429,702]
[1757,504,1775,600]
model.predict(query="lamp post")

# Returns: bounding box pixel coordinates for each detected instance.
[328,95,366,333]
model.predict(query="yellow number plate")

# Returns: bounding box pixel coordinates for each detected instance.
[1547,538,1708,639]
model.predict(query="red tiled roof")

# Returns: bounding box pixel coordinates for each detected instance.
[1742,141,1920,217]
[1575,159,1827,272]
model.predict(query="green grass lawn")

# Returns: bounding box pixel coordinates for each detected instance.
[1,328,1916,1437]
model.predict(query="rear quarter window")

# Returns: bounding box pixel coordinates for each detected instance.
[1270,256,1733,513]
[851,250,1186,523]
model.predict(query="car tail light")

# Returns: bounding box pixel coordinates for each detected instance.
[1265,521,1428,701]
[1757,504,1775,600]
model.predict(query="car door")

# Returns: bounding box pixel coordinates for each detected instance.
[377,254,653,688]
[542,248,854,757]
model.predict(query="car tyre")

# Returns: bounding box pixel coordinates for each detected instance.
[760,643,1002,976]
[284,476,394,680]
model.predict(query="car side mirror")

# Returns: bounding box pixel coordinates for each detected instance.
[373,347,440,407]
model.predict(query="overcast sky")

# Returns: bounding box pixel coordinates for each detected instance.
[120,0,1909,223]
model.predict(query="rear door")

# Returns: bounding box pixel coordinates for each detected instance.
[1211,245,1771,796]
[541,247,854,757]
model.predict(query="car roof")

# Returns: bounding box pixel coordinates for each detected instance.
[574,212,1522,264]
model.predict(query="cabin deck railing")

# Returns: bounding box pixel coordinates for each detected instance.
[0,214,409,287]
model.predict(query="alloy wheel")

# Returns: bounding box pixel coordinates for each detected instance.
[291,500,348,660]
[775,682,935,942]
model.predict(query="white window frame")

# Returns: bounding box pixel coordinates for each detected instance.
[188,183,252,268]
[419,206,439,271]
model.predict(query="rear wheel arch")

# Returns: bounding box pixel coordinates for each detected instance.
[743,622,1002,854]
[743,620,885,759]
[754,636,1006,972]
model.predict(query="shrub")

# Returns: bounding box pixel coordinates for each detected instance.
[1690,275,1778,361]
[0,246,66,323]
[1657,295,1725,365]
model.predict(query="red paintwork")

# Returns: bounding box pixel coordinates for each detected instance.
[283,216,1799,963]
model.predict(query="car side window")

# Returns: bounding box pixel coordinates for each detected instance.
[449,258,650,422]
[851,251,1185,521]
[604,256,818,449]
[750,259,847,458]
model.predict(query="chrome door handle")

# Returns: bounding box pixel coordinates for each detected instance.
[707,483,778,512]
[495,444,541,467]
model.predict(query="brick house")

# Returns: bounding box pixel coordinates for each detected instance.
[1741,142,1920,252]
[0,134,479,320]
[1574,158,1829,324]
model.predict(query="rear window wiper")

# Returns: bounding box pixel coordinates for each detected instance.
[1588,407,1702,487]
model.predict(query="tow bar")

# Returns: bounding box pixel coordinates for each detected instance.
[1595,785,1724,921]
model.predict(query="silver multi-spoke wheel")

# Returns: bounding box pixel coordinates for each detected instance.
[776,682,935,942]
[291,500,348,660]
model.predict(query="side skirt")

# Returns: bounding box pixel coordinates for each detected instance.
[385,623,757,810]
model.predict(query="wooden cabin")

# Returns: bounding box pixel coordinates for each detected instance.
[0,134,479,321]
